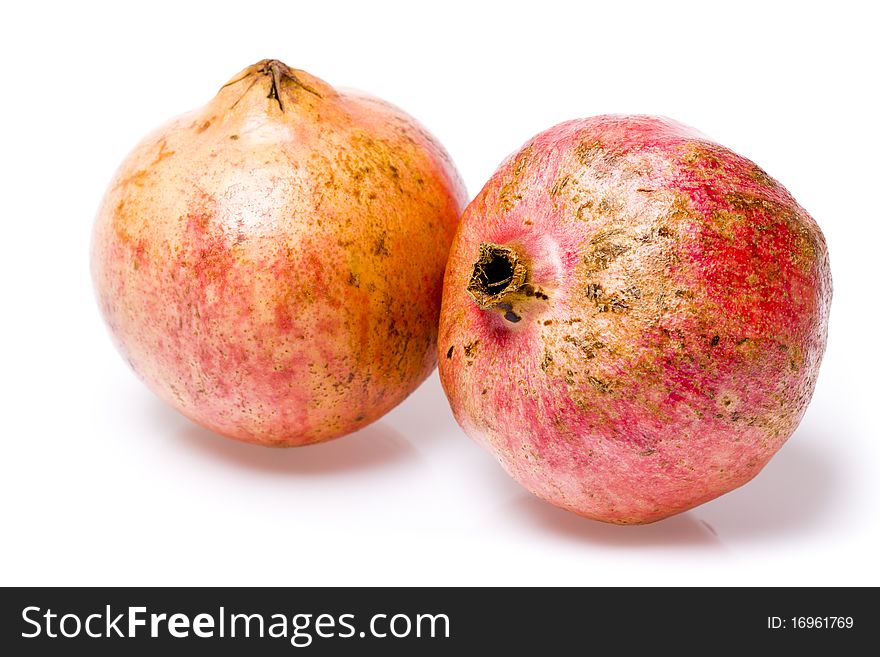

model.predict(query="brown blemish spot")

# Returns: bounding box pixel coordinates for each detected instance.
[355,413,365,422]
[639,448,657,456]
[711,335,720,347]
[152,139,175,165]
[588,376,613,393]
[575,139,604,164]
[348,272,360,287]
[563,335,601,359]
[543,319,553,326]
[229,134,240,140]
[446,345,454,359]
[196,119,212,133]
[589,226,625,244]
[463,340,480,358]
[637,225,673,242]
[520,284,550,301]
[584,241,629,272]
[585,283,635,314]
[550,175,572,196]
[372,232,389,257]
[576,199,594,220]
[540,350,553,372]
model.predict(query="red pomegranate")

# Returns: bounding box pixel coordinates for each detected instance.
[439,115,831,523]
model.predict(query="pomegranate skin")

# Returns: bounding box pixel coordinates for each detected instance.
[439,116,831,523]
[93,60,466,446]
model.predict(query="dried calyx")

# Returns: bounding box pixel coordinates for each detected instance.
[221,59,323,111]
[467,243,530,322]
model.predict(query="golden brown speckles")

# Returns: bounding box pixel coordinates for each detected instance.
[513,145,533,177]
[196,119,212,133]
[749,164,776,187]
[725,190,778,213]
[498,182,522,213]
[463,340,480,358]
[683,143,724,169]
[497,146,534,213]
[347,272,360,287]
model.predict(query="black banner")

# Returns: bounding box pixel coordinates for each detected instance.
[0,587,870,654]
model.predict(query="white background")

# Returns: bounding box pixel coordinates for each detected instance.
[2,0,878,586]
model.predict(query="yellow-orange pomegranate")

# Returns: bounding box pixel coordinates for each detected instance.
[92,60,466,445]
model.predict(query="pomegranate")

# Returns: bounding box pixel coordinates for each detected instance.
[92,60,466,446]
[439,115,831,523]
